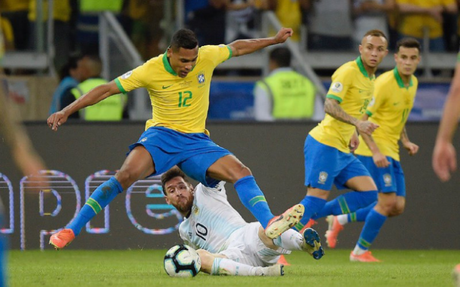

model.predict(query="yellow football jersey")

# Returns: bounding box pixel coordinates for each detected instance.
[115,45,232,134]
[310,57,375,153]
[355,68,418,161]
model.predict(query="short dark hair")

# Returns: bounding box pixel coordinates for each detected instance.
[170,29,199,51]
[395,37,421,53]
[160,166,189,195]
[363,29,388,42]
[58,53,82,80]
[269,47,291,67]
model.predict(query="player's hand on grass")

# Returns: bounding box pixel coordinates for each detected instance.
[432,140,457,182]
[355,120,378,136]
[47,111,68,131]
[373,152,390,168]
[274,28,293,44]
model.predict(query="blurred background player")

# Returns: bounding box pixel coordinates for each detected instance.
[432,48,460,181]
[285,30,388,237]
[161,167,323,276]
[325,38,421,262]
[0,25,48,287]
[47,27,303,250]
[253,47,318,121]
[432,45,460,287]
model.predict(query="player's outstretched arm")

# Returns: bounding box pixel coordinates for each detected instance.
[228,28,293,57]
[433,61,460,181]
[47,81,121,131]
[324,98,379,135]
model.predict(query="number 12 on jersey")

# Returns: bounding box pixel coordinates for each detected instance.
[178,91,192,107]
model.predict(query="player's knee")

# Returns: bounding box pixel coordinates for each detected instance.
[114,170,138,189]
[228,165,252,183]
[389,203,405,217]
[377,196,397,214]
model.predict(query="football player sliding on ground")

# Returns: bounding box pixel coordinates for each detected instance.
[161,167,324,276]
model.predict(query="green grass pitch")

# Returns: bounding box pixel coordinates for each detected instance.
[8,249,460,287]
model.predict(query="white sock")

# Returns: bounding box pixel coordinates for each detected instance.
[337,214,349,226]
[273,229,303,251]
[211,258,258,276]
[353,245,367,256]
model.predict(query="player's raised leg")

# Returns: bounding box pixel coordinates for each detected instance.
[206,155,303,238]
[49,146,154,249]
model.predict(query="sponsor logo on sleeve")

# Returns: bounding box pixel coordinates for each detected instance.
[121,71,133,79]
[331,82,343,93]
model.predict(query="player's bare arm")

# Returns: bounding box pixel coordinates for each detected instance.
[228,28,293,57]
[400,127,419,156]
[359,113,389,167]
[47,81,121,131]
[433,61,460,181]
[349,130,360,152]
[324,98,379,135]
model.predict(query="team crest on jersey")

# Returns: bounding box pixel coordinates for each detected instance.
[331,82,343,93]
[121,71,133,79]
[318,172,328,184]
[197,73,205,84]
[193,205,199,215]
[383,174,392,186]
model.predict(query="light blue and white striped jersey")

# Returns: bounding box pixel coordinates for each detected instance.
[178,182,248,253]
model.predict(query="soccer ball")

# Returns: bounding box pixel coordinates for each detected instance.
[164,244,201,277]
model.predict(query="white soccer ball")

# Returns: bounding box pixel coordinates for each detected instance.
[164,244,201,277]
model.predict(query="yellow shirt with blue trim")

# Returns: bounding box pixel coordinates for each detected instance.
[310,57,375,153]
[115,45,232,134]
[355,68,418,161]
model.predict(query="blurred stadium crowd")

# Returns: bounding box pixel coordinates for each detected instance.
[1,0,459,75]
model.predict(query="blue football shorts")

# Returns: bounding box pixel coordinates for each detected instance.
[304,135,371,190]
[128,126,231,187]
[356,155,406,196]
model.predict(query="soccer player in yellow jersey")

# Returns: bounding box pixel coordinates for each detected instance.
[46,28,305,249]
[325,38,421,262]
[433,49,460,182]
[286,30,388,250]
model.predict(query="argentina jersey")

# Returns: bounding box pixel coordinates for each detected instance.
[178,182,247,253]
